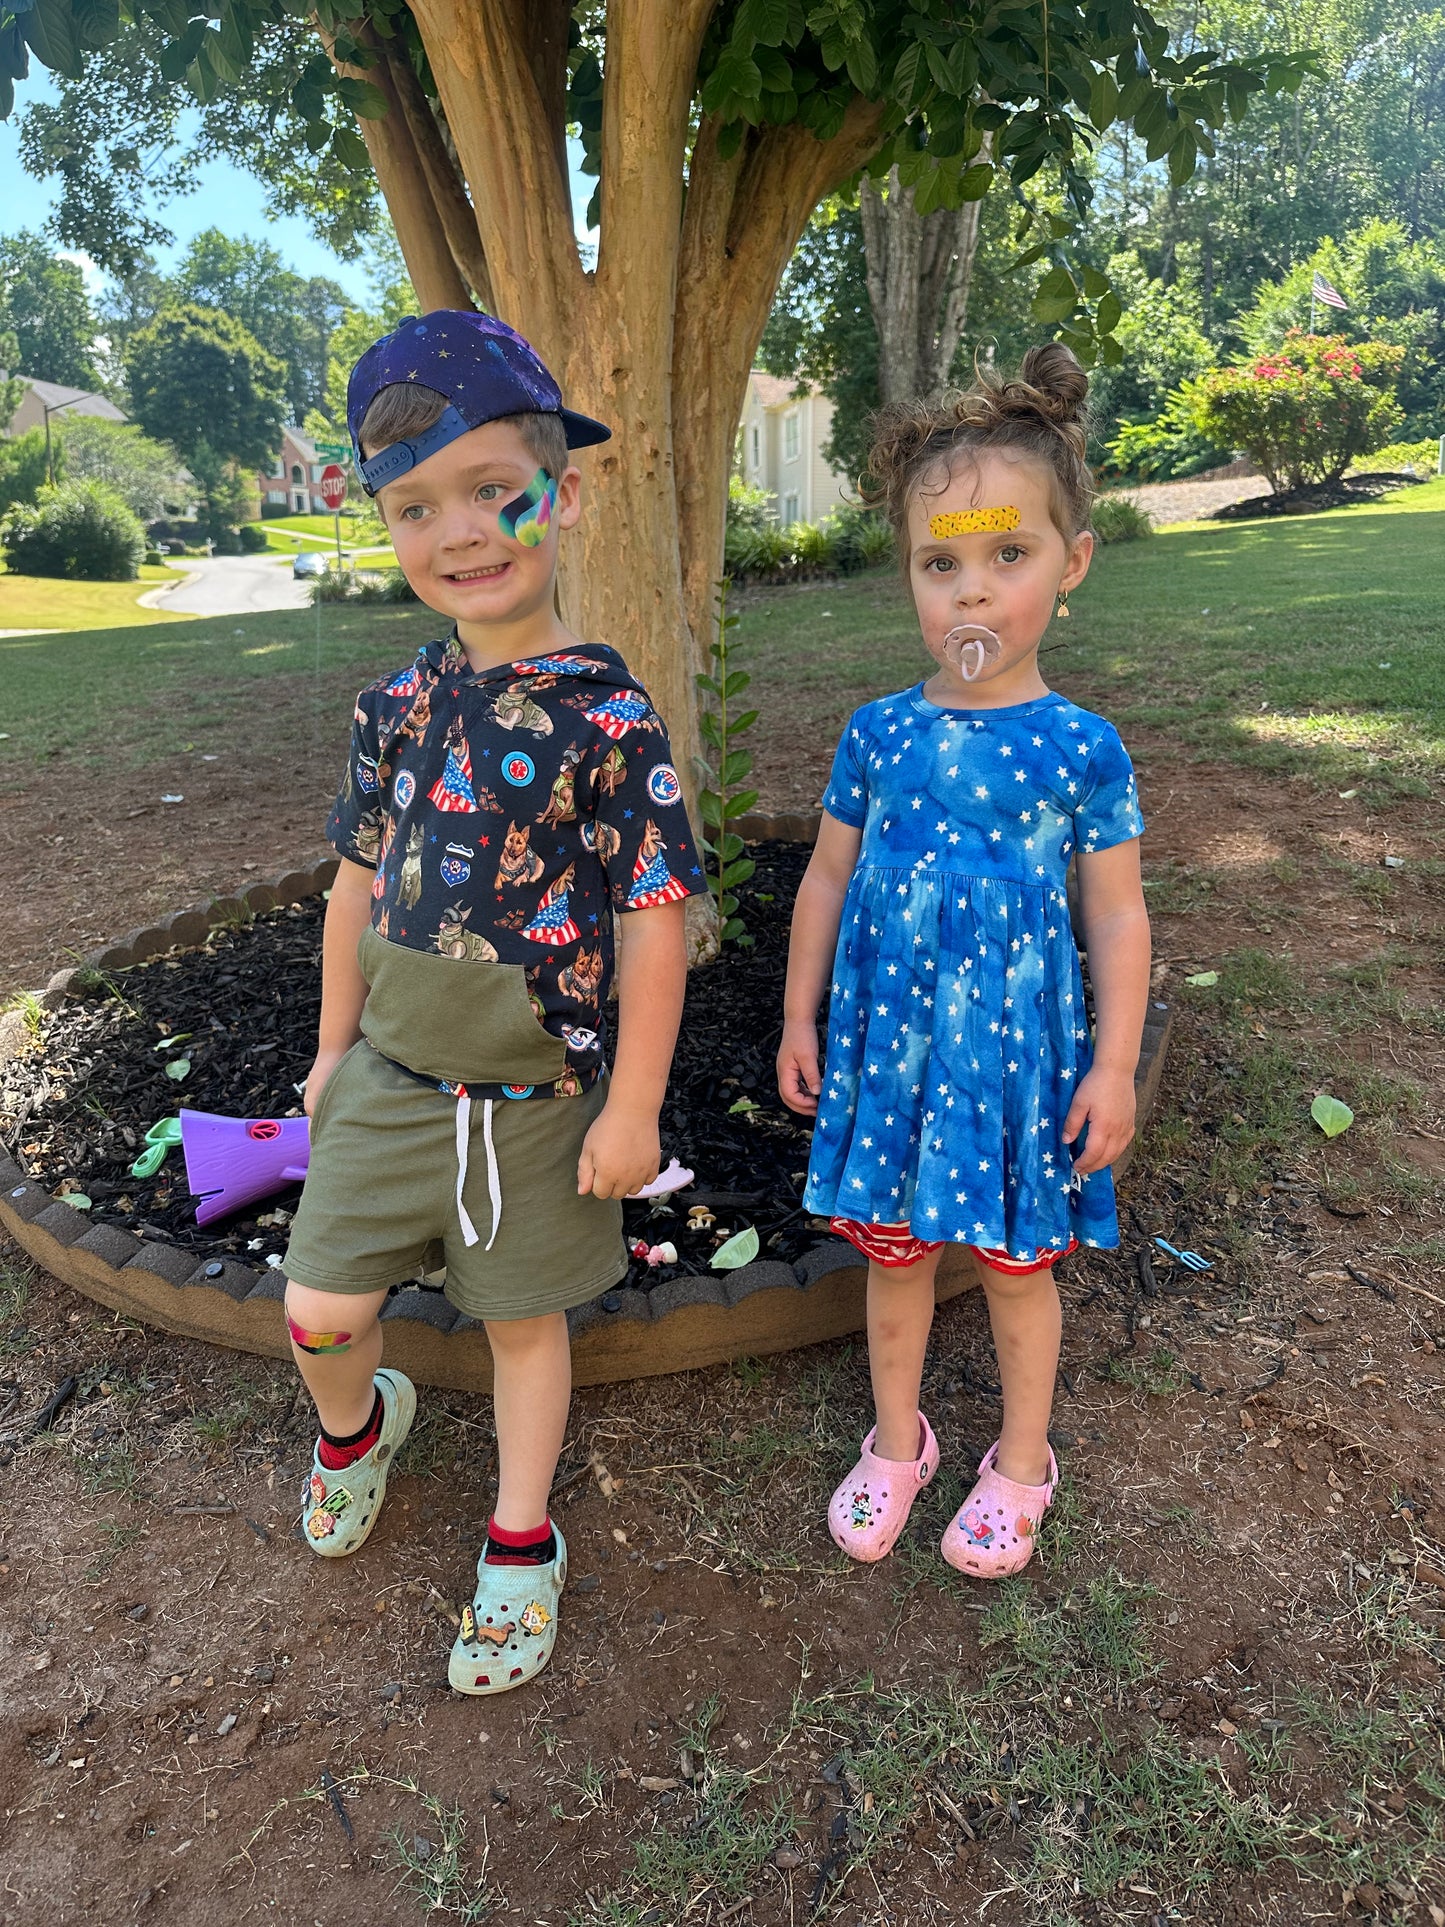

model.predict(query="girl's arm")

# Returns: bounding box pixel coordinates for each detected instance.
[1066,839,1151,1173]
[777,813,863,1116]
[304,856,375,1115]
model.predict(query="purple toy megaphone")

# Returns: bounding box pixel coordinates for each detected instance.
[181,1110,311,1226]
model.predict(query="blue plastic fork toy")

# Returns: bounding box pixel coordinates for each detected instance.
[1154,1236,1212,1273]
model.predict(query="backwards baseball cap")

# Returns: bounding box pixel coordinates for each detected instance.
[347,310,611,496]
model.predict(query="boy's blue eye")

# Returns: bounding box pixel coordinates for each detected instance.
[400,503,427,521]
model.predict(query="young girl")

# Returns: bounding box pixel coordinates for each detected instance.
[778,345,1150,1578]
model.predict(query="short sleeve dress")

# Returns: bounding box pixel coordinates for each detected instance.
[802,683,1145,1261]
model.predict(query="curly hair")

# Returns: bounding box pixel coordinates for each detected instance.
[860,343,1094,559]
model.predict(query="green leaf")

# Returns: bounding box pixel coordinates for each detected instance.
[721,748,753,785]
[1088,69,1120,130]
[721,857,756,889]
[1098,334,1125,367]
[1311,1094,1354,1139]
[1096,290,1122,335]
[728,708,760,735]
[728,1096,761,1115]
[722,789,760,819]
[1081,264,1110,299]
[957,163,994,201]
[722,669,750,697]
[164,1058,192,1082]
[698,790,723,829]
[699,712,723,748]
[711,1226,760,1269]
[57,1192,92,1210]
[1184,970,1218,987]
[1032,265,1077,325]
[154,1032,192,1050]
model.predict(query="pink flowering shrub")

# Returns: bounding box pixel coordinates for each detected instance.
[1182,332,1405,494]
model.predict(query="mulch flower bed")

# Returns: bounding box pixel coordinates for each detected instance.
[3,843,823,1292]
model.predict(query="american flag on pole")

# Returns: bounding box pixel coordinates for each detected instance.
[1312,270,1348,311]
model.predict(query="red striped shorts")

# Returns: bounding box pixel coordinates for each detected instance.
[829,1217,1078,1275]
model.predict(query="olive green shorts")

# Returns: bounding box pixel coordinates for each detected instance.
[283,928,626,1320]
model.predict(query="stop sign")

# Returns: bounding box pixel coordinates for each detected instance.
[318,463,347,509]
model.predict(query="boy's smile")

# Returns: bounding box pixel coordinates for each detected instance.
[374,418,581,666]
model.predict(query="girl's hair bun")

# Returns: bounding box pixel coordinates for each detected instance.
[860,342,1094,553]
[1015,343,1091,427]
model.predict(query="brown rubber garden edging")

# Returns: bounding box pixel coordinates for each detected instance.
[0,830,1172,1391]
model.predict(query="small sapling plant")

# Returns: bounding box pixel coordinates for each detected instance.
[695,576,758,948]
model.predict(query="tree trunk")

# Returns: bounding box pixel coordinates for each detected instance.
[858,162,987,404]
[342,1,884,806]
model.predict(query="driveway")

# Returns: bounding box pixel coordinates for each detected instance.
[153,553,317,617]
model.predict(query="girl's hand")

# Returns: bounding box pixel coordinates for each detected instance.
[1062,1066,1136,1174]
[578,1102,661,1200]
[777,1019,823,1115]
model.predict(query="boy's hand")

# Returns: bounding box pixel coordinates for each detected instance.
[303,1049,348,1119]
[1062,1066,1136,1175]
[578,1101,661,1200]
[777,1019,822,1116]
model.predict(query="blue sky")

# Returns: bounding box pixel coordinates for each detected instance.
[0,69,596,306]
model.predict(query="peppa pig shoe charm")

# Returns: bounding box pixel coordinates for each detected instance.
[941,1439,1058,1579]
[828,1413,939,1563]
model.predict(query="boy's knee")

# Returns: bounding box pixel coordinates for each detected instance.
[284,1279,385,1349]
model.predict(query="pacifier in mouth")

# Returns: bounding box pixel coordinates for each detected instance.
[941,624,1002,682]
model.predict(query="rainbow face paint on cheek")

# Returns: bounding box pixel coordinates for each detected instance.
[286,1314,353,1355]
[498,468,558,547]
[929,505,1020,538]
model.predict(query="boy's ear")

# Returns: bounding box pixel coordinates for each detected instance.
[555,462,583,531]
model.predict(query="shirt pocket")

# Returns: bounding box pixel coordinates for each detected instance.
[357,925,568,1086]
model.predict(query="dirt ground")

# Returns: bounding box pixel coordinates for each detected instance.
[3,600,1444,1921]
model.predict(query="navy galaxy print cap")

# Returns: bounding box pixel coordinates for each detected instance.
[347,310,611,496]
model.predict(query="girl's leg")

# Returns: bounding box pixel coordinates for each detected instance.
[285,1280,390,1436]
[974,1259,1061,1486]
[868,1249,942,1461]
[483,1310,572,1531]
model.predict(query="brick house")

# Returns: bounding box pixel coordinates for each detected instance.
[256,427,342,517]
[737,371,851,527]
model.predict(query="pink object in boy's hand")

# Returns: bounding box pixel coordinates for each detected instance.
[941,624,1002,682]
[625,1158,693,1200]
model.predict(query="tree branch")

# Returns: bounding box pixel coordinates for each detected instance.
[323,22,471,313]
[374,29,494,309]
[500,0,574,205]
[407,0,584,337]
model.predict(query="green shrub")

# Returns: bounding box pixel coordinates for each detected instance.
[210,526,243,556]
[1105,391,1228,481]
[1091,495,1154,544]
[726,475,776,536]
[311,567,417,605]
[0,427,52,516]
[1182,333,1405,494]
[824,499,892,572]
[1,480,146,580]
[790,519,832,568]
[238,524,270,553]
[143,546,164,566]
[1348,438,1437,477]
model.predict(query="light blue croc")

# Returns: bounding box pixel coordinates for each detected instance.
[300,1368,416,1558]
[448,1526,568,1695]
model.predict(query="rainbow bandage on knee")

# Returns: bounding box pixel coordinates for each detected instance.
[287,1314,353,1354]
[929,505,1020,538]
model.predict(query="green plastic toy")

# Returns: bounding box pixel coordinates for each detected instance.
[130,1117,183,1180]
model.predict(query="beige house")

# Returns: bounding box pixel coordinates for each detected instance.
[738,371,851,527]
[8,377,127,437]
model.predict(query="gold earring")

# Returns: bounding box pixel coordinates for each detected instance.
[1055,588,1071,619]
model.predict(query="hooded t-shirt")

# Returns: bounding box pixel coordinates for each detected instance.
[327,634,705,1094]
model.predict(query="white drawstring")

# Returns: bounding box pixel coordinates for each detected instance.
[454,1092,502,1250]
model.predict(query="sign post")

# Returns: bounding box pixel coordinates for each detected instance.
[319,463,348,568]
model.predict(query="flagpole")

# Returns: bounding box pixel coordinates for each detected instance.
[1309,284,1317,334]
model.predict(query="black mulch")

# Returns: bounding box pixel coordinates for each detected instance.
[4,843,828,1292]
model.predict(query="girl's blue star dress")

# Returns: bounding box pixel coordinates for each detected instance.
[804,685,1145,1260]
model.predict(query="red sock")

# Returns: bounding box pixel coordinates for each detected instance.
[317,1390,383,1471]
[483,1515,556,1566]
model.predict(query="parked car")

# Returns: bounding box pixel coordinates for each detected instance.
[292,552,326,579]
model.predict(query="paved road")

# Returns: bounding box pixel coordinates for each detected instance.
[156,553,316,617]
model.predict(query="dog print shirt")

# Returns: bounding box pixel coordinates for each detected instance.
[327,635,705,1095]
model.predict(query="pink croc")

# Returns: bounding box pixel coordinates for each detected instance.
[828,1413,939,1563]
[941,1440,1058,1578]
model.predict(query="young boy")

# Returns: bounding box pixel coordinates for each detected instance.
[282,311,701,1695]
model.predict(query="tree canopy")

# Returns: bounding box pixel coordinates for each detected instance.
[123,301,287,472]
[0,230,100,388]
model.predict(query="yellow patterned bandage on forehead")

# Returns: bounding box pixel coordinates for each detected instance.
[928,505,1021,538]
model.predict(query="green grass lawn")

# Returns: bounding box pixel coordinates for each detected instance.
[248,512,386,550]
[742,475,1445,800]
[5,479,1441,792]
[0,562,191,634]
